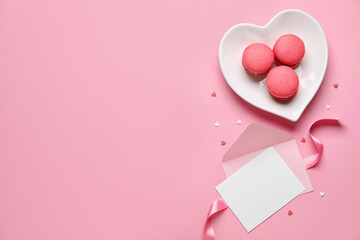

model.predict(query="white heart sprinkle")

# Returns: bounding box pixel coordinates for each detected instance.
[320,192,325,197]
[236,120,242,125]
[214,122,219,127]
[326,105,331,110]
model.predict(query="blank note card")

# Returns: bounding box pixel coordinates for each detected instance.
[216,147,305,232]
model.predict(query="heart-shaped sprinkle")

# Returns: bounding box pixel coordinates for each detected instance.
[320,192,325,197]
[288,210,293,216]
[236,120,242,125]
[214,122,219,127]
[333,83,338,89]
[326,105,331,110]
[221,140,226,146]
[211,92,216,97]
[301,137,306,143]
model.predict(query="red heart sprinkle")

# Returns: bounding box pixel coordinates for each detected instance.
[221,140,226,146]
[301,138,306,143]
[211,92,216,97]
[333,83,338,89]
[288,210,293,216]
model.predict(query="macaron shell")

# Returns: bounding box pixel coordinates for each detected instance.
[242,43,274,75]
[269,88,298,101]
[243,63,260,75]
[274,55,300,68]
[273,34,305,66]
[266,66,299,100]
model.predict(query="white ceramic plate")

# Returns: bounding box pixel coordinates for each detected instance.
[219,9,328,122]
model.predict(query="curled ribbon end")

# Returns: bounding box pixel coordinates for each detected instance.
[203,199,228,240]
[305,118,341,169]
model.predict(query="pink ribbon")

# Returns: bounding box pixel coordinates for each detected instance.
[203,198,228,240]
[304,118,341,169]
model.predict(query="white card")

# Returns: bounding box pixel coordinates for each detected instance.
[216,147,305,232]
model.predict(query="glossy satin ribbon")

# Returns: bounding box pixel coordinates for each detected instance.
[203,198,228,240]
[304,118,340,169]
[203,118,340,240]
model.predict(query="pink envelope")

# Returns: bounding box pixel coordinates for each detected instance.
[222,123,313,194]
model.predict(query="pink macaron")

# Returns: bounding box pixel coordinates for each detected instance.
[242,43,274,75]
[273,34,305,67]
[266,66,299,100]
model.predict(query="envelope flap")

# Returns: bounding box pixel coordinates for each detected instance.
[223,123,293,162]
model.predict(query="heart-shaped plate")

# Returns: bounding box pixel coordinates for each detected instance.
[219,9,328,122]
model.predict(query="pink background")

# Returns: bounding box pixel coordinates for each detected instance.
[0,0,359,239]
